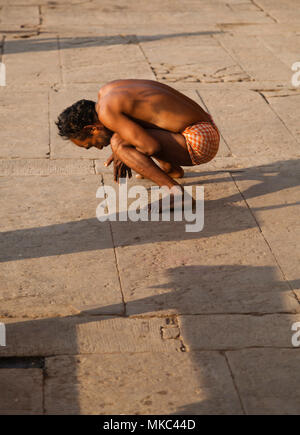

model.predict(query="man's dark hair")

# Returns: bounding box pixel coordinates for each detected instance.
[56,99,98,140]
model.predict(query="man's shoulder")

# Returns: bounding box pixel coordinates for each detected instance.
[99,86,131,118]
[98,94,126,127]
[98,79,129,96]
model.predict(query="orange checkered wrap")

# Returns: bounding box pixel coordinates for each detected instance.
[182,116,220,165]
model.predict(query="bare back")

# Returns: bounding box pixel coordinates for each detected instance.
[98,79,210,133]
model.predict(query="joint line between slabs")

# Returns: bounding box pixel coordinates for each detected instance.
[0,34,5,62]
[57,35,64,86]
[229,172,300,305]
[213,33,253,82]
[255,91,300,145]
[136,38,158,80]
[222,351,247,414]
[100,177,126,315]
[195,89,233,156]
[250,0,278,23]
[108,222,126,315]
[47,91,51,158]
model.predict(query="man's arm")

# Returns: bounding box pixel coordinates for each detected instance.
[100,104,161,156]
[104,139,132,182]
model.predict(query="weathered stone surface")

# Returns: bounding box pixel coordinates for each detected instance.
[0,0,82,3]
[0,369,43,415]
[0,175,123,317]
[232,160,300,283]
[0,159,95,176]
[254,0,300,23]
[262,34,300,69]
[0,316,180,357]
[1,0,300,417]
[198,84,300,158]
[0,6,39,31]
[216,34,291,84]
[0,90,49,158]
[140,35,251,84]
[267,95,300,144]
[44,352,243,414]
[218,22,300,35]
[60,36,154,84]
[101,172,299,316]
[179,314,300,350]
[161,326,180,340]
[227,348,300,414]
[41,4,271,35]
[3,36,61,87]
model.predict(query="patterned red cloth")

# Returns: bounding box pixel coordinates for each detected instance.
[182,115,220,165]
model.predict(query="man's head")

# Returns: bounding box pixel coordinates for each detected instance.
[56,99,112,149]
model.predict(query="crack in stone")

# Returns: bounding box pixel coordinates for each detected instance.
[255,90,300,144]
[250,0,278,23]
[137,39,157,80]
[153,62,252,83]
[222,351,246,414]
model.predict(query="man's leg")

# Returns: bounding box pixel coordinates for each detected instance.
[136,159,184,179]
[110,128,192,187]
[111,141,179,189]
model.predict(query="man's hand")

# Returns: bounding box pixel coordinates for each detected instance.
[110,134,132,182]
[113,156,132,183]
[104,133,132,183]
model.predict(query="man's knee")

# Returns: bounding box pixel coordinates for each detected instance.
[110,131,161,157]
[143,143,161,156]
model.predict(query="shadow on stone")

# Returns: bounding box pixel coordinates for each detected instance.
[3,31,223,55]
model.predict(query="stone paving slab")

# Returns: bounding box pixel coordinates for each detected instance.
[254,0,300,23]
[139,34,251,84]
[0,89,49,158]
[0,369,43,415]
[219,23,300,35]
[0,316,180,357]
[101,172,299,316]
[197,84,300,158]
[3,35,61,87]
[261,34,300,69]
[44,351,243,414]
[179,314,300,350]
[267,94,300,144]
[1,0,300,416]
[0,175,123,317]
[60,36,154,84]
[231,160,300,284]
[226,348,300,414]
[40,4,273,35]
[0,158,95,176]
[216,34,291,84]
